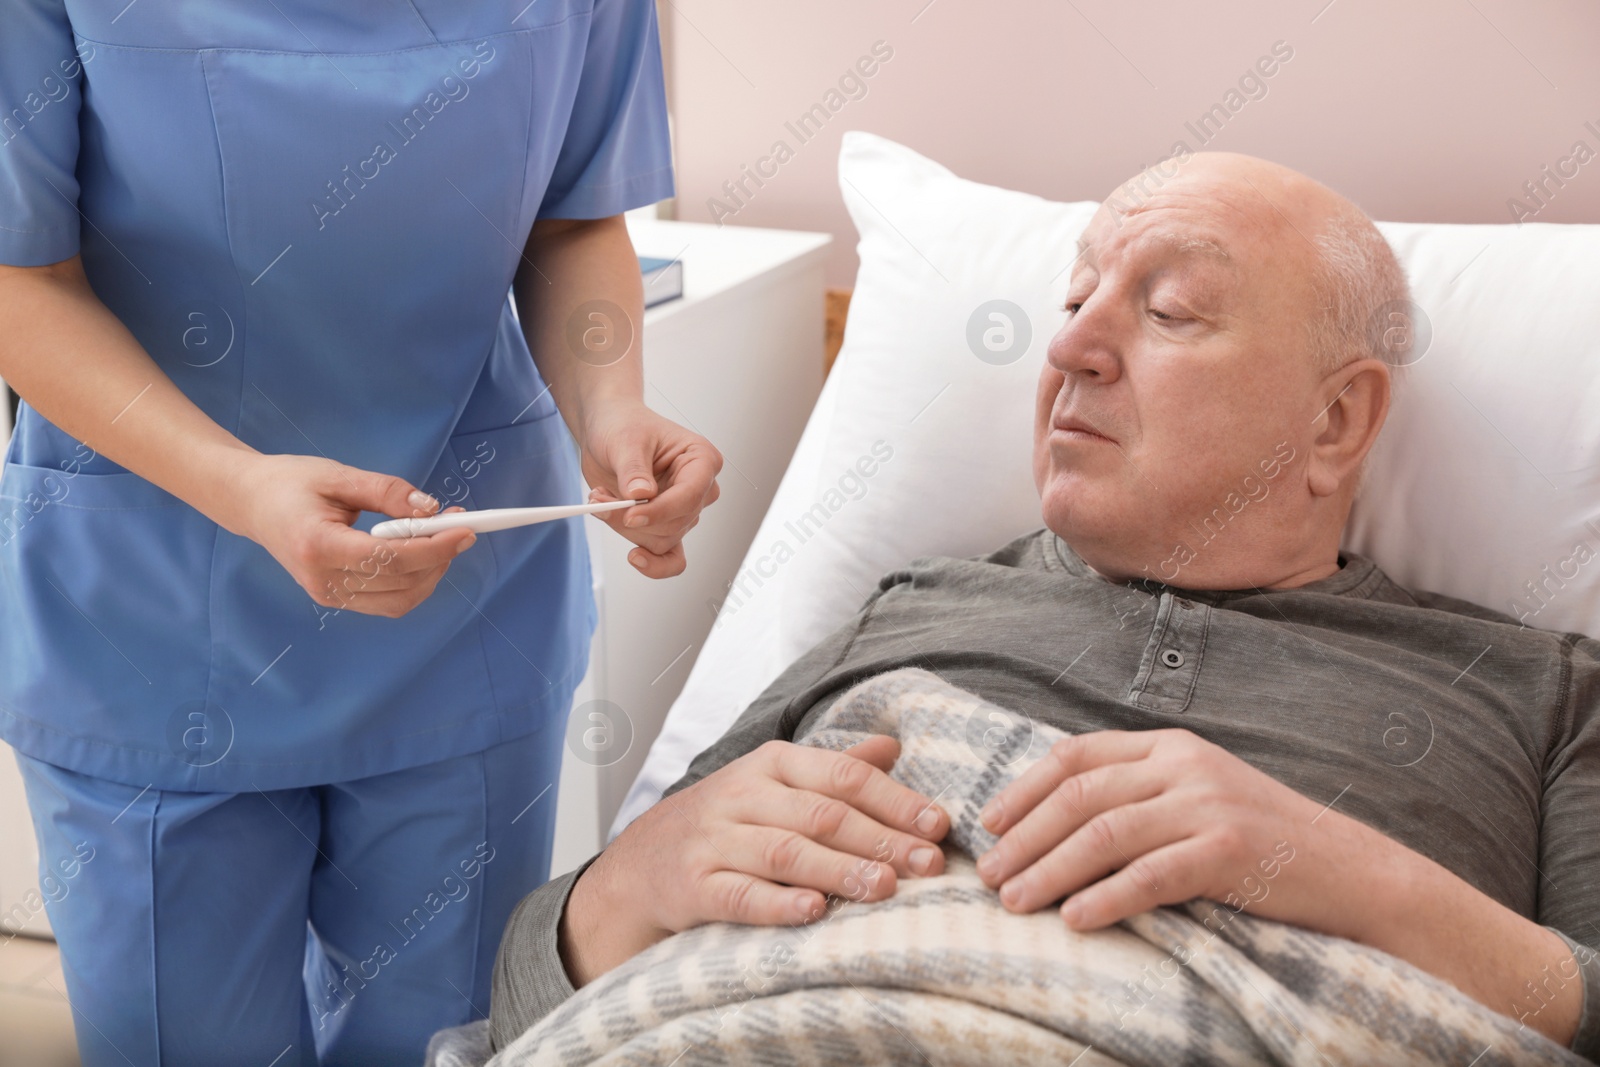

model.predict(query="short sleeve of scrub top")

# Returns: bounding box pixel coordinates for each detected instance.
[0,0,676,792]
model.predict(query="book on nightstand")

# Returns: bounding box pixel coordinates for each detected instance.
[639,255,683,308]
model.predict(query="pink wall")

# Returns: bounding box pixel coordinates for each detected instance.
[660,0,1600,287]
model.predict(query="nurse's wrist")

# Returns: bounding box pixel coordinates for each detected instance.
[198,445,270,538]
[570,391,648,448]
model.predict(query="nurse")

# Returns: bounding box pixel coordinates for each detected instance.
[0,1,718,1064]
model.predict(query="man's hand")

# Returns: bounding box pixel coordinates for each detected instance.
[579,399,721,579]
[974,729,1322,929]
[560,736,949,988]
[973,727,1584,1047]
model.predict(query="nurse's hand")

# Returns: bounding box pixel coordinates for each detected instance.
[558,737,949,989]
[578,400,722,579]
[230,453,476,618]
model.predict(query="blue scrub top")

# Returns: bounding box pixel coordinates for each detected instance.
[0,0,675,791]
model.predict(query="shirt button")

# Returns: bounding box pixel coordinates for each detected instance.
[1159,648,1185,669]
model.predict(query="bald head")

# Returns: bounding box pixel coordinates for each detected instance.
[1104,151,1415,374]
[1031,151,1401,590]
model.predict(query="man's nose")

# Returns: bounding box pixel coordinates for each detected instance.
[1045,302,1122,383]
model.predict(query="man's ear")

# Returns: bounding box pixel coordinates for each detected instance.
[1307,358,1390,498]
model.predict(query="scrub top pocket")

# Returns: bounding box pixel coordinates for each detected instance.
[0,463,216,761]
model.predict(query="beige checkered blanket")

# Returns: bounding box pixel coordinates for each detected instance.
[453,667,1581,1066]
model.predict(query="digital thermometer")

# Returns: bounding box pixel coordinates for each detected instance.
[370,498,647,539]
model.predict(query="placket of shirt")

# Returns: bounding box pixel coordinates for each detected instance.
[1126,590,1210,714]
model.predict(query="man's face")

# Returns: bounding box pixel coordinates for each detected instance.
[1031,174,1325,584]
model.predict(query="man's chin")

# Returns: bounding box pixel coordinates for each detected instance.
[1038,492,1150,579]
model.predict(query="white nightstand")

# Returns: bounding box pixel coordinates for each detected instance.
[548,219,832,875]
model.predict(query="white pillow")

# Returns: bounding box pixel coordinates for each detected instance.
[1343,220,1600,632]
[773,139,1100,661]
[611,132,1600,837]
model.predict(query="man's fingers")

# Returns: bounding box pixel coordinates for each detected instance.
[699,871,827,927]
[770,783,945,880]
[725,825,898,906]
[977,760,1166,889]
[842,735,901,773]
[994,795,1176,914]
[1059,838,1212,931]
[768,744,948,843]
[981,731,1159,835]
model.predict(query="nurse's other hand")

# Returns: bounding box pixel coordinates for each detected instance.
[579,400,721,579]
[558,736,949,988]
[230,453,476,618]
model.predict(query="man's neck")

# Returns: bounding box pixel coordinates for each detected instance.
[1071,541,1345,592]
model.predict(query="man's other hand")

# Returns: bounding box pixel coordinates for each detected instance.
[559,736,950,988]
[974,729,1332,930]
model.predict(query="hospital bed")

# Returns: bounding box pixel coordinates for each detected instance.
[427,131,1600,1065]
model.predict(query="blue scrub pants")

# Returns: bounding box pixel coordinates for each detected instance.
[13,718,565,1067]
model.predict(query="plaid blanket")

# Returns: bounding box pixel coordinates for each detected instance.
[465,667,1582,1066]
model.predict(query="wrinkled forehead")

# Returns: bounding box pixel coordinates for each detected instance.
[1073,223,1234,274]
[1071,186,1296,292]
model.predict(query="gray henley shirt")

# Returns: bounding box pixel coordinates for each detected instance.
[489,528,1600,1061]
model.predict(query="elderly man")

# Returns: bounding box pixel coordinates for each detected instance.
[488,153,1600,1059]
